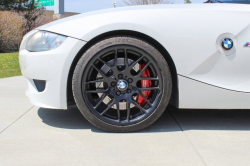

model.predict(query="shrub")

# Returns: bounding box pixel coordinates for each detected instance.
[0,11,23,52]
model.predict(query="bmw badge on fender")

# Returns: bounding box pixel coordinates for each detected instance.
[221,38,234,50]
[19,3,250,132]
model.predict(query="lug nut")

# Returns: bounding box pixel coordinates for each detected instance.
[118,74,123,79]
[111,82,116,87]
[127,89,131,94]
[116,91,121,96]
[128,78,133,83]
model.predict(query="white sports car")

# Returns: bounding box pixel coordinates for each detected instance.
[19,3,250,132]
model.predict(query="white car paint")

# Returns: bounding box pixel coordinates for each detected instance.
[19,4,250,109]
[20,31,86,109]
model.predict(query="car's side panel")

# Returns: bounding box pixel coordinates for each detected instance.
[188,25,250,93]
[40,4,250,94]
[178,75,250,109]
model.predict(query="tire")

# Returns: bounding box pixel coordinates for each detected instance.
[72,36,172,132]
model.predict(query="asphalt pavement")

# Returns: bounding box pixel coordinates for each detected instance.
[1,76,250,166]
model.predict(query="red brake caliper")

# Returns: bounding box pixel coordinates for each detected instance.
[136,64,152,106]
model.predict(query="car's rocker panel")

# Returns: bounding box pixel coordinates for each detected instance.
[179,75,250,109]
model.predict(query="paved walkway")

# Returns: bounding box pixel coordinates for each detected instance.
[1,76,250,166]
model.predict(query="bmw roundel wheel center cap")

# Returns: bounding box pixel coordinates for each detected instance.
[117,80,128,91]
[221,38,234,50]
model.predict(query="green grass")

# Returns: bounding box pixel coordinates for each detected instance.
[0,52,22,78]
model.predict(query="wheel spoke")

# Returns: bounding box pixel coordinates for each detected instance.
[138,87,160,91]
[101,100,115,115]
[126,101,130,121]
[117,103,121,122]
[94,93,107,109]
[140,77,159,81]
[152,91,162,105]
[130,56,144,68]
[138,90,152,106]
[132,101,147,113]
[86,89,107,93]
[114,49,118,68]
[124,50,129,67]
[86,78,104,84]
[98,58,113,69]
[92,65,108,78]
[137,62,150,76]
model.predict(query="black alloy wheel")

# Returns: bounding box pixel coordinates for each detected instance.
[73,37,172,132]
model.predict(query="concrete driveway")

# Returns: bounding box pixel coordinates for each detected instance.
[1,76,250,166]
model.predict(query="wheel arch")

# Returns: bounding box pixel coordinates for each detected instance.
[67,30,179,108]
